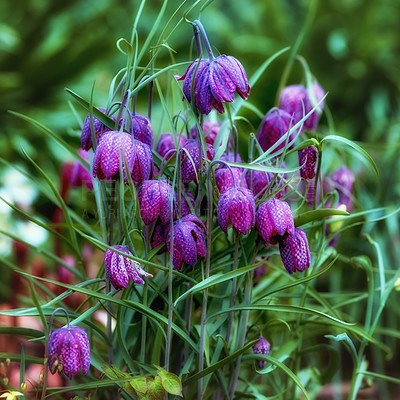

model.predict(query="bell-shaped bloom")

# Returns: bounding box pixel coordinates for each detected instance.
[104,245,152,289]
[217,187,255,234]
[329,166,355,211]
[245,169,273,198]
[93,131,153,185]
[48,325,90,379]
[256,198,294,245]
[257,108,295,154]
[131,113,154,148]
[71,149,93,190]
[137,180,175,225]
[180,139,215,183]
[279,228,311,274]
[166,214,207,271]
[156,132,187,161]
[214,153,247,194]
[279,83,325,132]
[81,107,110,151]
[253,336,270,370]
[150,221,168,253]
[298,145,318,180]
[178,55,250,115]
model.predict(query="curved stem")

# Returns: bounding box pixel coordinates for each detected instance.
[194,20,214,60]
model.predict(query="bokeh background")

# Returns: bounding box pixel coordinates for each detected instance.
[0,0,399,395]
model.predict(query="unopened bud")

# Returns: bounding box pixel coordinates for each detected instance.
[6,358,10,366]
[39,373,44,382]
[394,278,400,292]
[3,377,8,385]
[329,204,347,233]
[21,382,27,391]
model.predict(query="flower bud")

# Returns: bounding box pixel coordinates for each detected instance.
[253,336,270,369]
[298,145,318,180]
[130,113,154,148]
[279,228,311,274]
[80,107,110,151]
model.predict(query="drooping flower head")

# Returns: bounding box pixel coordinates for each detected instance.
[245,169,273,198]
[256,198,294,245]
[298,145,318,180]
[130,113,154,148]
[48,325,90,379]
[149,221,168,254]
[190,120,232,150]
[329,166,355,211]
[178,55,250,115]
[214,153,247,194]
[279,83,325,132]
[137,180,175,225]
[180,139,215,183]
[92,131,153,185]
[80,107,110,151]
[166,214,207,271]
[104,245,152,289]
[257,108,295,154]
[217,187,255,234]
[180,189,195,217]
[252,336,270,370]
[71,149,93,190]
[156,132,187,161]
[279,228,311,274]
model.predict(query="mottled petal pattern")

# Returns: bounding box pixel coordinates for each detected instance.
[131,113,154,148]
[166,214,207,271]
[252,336,270,370]
[257,108,296,154]
[178,55,250,115]
[217,187,255,234]
[256,198,294,245]
[245,169,273,197]
[48,326,90,380]
[156,132,187,161]
[80,107,110,151]
[298,145,318,180]
[279,228,311,274]
[131,141,153,186]
[104,245,152,289]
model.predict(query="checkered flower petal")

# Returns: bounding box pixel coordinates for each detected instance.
[279,228,311,274]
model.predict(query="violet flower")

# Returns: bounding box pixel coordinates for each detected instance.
[156,132,187,161]
[279,228,311,274]
[80,107,110,151]
[48,325,90,379]
[252,336,270,370]
[131,113,154,148]
[298,145,318,180]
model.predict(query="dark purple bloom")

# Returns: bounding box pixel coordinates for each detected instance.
[298,145,318,180]
[137,180,175,225]
[279,83,325,132]
[180,139,215,183]
[217,187,255,234]
[245,169,274,198]
[257,108,295,154]
[71,149,93,190]
[178,55,250,115]
[48,325,90,379]
[81,107,110,151]
[131,140,153,186]
[256,198,294,245]
[150,221,168,253]
[104,245,152,289]
[214,153,247,194]
[279,228,311,274]
[190,120,232,150]
[130,113,154,148]
[329,166,355,211]
[253,336,270,370]
[156,132,187,161]
[166,214,207,271]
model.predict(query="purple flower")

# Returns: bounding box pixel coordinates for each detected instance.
[279,83,325,132]
[329,166,355,211]
[245,169,273,198]
[150,221,168,253]
[71,149,93,190]
[156,132,187,161]
[81,107,110,151]
[130,113,154,148]
[178,55,250,115]
[256,198,294,245]
[257,108,295,153]
[137,180,175,225]
[104,245,152,289]
[298,145,318,180]
[252,336,270,369]
[217,187,255,234]
[180,139,215,183]
[92,130,153,184]
[48,325,90,379]
[279,228,311,274]
[190,120,231,150]
[166,214,207,271]
[214,153,247,194]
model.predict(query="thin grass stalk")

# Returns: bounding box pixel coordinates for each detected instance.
[229,243,257,398]
[312,148,323,210]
